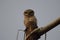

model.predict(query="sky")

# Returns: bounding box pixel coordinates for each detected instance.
[0,0,60,40]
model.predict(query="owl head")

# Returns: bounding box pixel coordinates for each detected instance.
[24,9,34,17]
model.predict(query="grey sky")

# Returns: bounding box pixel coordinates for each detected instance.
[0,0,60,40]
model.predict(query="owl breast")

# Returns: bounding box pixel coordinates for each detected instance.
[24,16,37,28]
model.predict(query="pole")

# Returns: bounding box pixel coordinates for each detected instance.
[25,17,60,40]
[45,33,47,40]
[16,29,24,40]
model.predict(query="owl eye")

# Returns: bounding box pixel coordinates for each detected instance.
[24,12,28,16]
[29,11,34,16]
[24,12,27,13]
[30,11,33,13]
[24,12,28,14]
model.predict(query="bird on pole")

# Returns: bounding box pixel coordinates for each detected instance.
[23,9,40,40]
[23,9,60,40]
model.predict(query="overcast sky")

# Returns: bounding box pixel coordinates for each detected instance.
[0,0,60,40]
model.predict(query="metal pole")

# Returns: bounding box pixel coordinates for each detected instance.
[24,32,26,40]
[45,33,47,40]
[16,29,24,40]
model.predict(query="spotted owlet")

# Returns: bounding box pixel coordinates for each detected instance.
[24,9,38,35]
[23,9,41,40]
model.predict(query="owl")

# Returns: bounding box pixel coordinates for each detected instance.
[23,9,40,40]
[24,9,38,33]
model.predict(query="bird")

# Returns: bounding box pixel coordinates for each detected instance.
[23,9,38,35]
[23,9,40,40]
